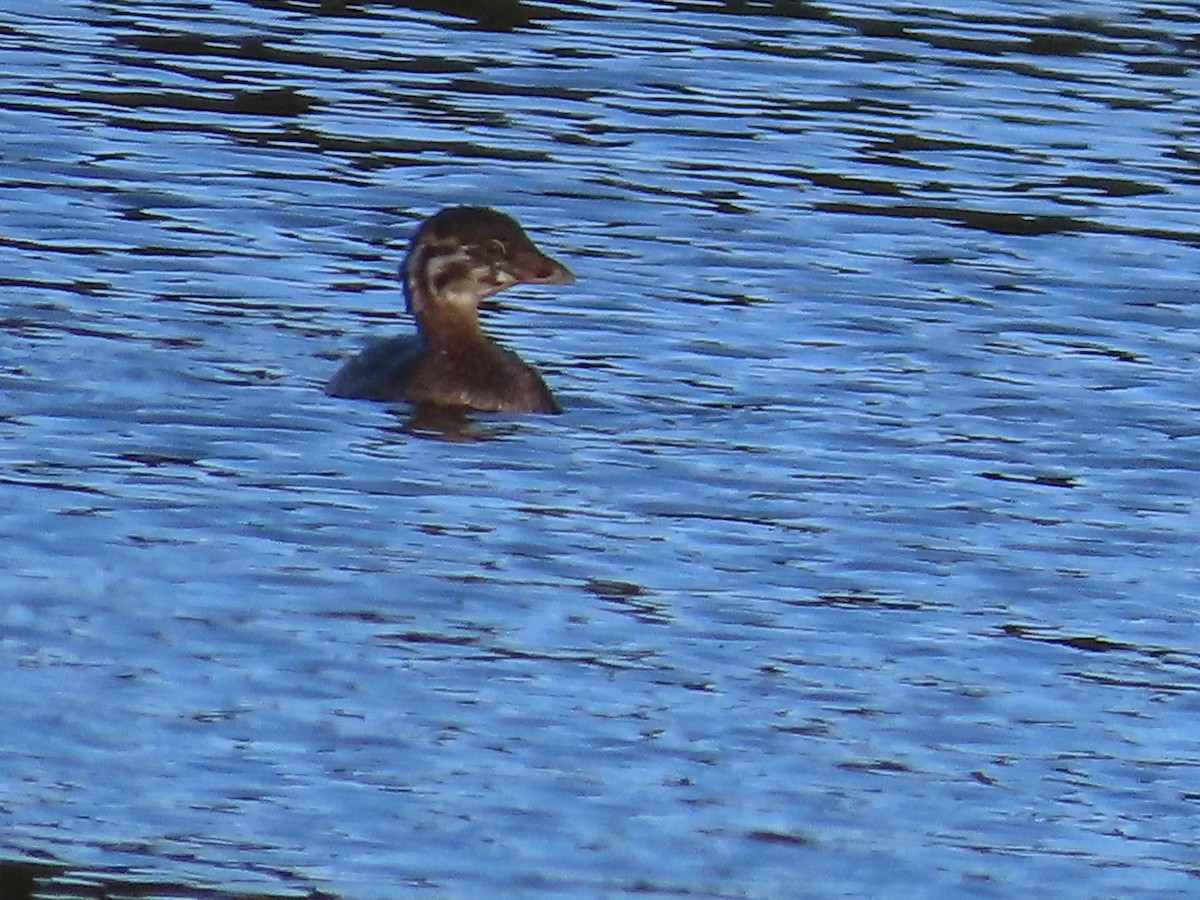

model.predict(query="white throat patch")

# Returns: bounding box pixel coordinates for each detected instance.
[407,243,478,316]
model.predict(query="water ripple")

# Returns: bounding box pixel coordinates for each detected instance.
[1,1,1199,898]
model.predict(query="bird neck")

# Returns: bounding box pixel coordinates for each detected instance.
[404,243,489,349]
[416,302,489,350]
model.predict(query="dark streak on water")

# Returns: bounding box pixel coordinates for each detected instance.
[2,1,1200,898]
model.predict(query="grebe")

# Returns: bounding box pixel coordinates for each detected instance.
[327,206,573,413]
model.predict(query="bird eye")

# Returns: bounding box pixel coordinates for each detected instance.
[487,239,507,259]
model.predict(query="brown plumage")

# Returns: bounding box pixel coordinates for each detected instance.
[327,206,573,414]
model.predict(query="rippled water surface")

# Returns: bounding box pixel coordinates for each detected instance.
[2,1,1199,897]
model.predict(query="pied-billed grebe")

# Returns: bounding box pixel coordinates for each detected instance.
[326,206,573,414]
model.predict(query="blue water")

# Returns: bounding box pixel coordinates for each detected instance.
[2,1,1199,897]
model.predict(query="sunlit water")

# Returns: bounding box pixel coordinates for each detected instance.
[2,1,1199,898]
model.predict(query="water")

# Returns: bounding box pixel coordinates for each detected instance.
[2,1,1199,897]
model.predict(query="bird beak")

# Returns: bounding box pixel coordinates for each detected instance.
[511,245,575,286]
